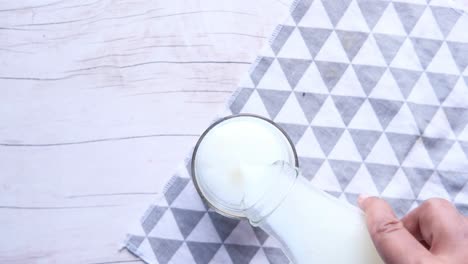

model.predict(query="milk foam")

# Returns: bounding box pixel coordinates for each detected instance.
[194,116,293,211]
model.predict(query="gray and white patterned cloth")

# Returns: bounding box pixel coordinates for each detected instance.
[124,0,468,263]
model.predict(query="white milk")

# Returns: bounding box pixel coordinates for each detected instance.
[194,116,295,217]
[193,116,383,263]
[252,165,383,263]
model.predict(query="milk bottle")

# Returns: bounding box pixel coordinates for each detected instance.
[192,115,383,263]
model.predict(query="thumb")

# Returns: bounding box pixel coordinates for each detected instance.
[358,195,433,264]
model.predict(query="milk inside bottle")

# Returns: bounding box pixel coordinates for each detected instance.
[192,115,383,263]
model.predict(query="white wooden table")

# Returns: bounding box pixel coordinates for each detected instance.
[0,0,292,263]
[3,0,468,263]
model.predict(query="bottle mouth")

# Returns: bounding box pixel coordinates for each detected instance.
[242,161,299,225]
[190,114,299,220]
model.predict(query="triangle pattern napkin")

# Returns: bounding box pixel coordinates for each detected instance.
[125,0,468,263]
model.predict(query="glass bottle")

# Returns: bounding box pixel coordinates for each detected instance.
[242,161,384,264]
[191,115,383,263]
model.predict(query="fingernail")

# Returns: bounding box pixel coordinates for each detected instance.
[358,194,370,208]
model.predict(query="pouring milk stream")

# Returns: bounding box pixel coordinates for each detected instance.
[192,115,383,263]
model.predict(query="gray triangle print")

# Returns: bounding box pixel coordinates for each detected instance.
[421,137,455,166]
[426,72,459,103]
[374,34,405,66]
[407,102,439,133]
[456,203,468,216]
[322,0,352,26]
[332,95,365,125]
[299,157,325,180]
[390,68,421,99]
[291,0,314,23]
[386,133,419,164]
[311,126,345,155]
[353,65,386,95]
[329,160,361,190]
[410,38,442,69]
[271,26,295,55]
[402,167,433,197]
[278,58,312,89]
[186,149,194,175]
[165,177,190,205]
[125,0,468,262]
[142,206,168,234]
[208,212,240,241]
[277,123,308,144]
[393,2,426,34]
[148,237,183,264]
[357,0,390,29]
[127,235,145,249]
[257,89,291,119]
[336,31,369,61]
[295,92,327,123]
[437,171,468,200]
[326,190,342,198]
[369,98,403,129]
[224,244,260,264]
[366,163,399,193]
[171,208,205,238]
[447,41,468,73]
[384,197,414,218]
[263,247,291,264]
[415,200,423,207]
[316,61,349,91]
[299,27,332,58]
[344,193,360,206]
[186,241,221,264]
[443,107,468,136]
[349,129,382,160]
[430,6,462,37]
[460,141,468,159]
[230,88,254,115]
[250,57,274,86]
[252,226,269,245]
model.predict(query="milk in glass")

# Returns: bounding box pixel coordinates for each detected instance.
[192,115,383,263]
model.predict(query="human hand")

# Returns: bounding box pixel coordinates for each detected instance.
[358,196,468,264]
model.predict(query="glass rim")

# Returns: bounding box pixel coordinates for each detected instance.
[190,114,299,220]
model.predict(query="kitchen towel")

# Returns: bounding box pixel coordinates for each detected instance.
[124,0,468,263]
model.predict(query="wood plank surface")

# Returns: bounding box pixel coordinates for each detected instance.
[2,0,467,263]
[0,0,292,263]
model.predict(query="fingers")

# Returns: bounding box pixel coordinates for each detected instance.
[401,198,465,254]
[400,206,431,250]
[359,196,433,264]
[400,207,423,241]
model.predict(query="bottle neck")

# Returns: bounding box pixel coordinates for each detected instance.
[245,175,384,264]
[243,161,299,225]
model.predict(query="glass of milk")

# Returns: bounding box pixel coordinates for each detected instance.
[191,114,383,263]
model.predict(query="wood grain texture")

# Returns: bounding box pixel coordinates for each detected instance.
[3,0,468,263]
[0,0,292,263]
